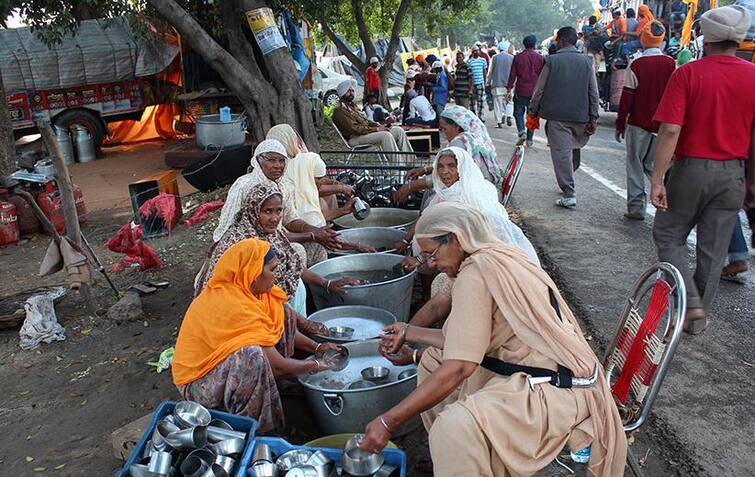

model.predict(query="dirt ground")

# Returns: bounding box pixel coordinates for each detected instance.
[1,128,633,477]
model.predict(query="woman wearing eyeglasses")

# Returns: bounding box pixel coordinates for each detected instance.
[359,203,627,477]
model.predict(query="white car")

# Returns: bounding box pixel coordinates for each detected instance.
[315,66,354,107]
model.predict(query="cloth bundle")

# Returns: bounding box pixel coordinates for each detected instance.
[39,237,93,289]
[19,287,67,350]
[184,201,224,226]
[106,223,162,272]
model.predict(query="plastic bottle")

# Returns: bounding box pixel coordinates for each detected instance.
[219,106,231,122]
[570,445,591,464]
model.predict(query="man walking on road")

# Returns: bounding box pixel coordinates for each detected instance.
[507,35,545,147]
[487,45,514,128]
[467,46,488,119]
[615,20,676,221]
[650,5,755,334]
[452,50,473,109]
[530,27,599,209]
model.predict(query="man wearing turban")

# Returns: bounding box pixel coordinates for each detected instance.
[650,5,755,334]
[615,20,676,221]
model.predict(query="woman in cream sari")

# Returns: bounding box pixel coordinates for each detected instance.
[361,202,627,477]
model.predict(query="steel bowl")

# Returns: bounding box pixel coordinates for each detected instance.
[129,463,151,477]
[211,437,245,458]
[214,455,236,474]
[347,380,377,390]
[249,461,277,477]
[164,426,208,450]
[374,464,400,477]
[334,208,418,230]
[361,366,390,382]
[328,326,355,339]
[342,434,385,476]
[174,401,212,428]
[285,465,319,477]
[310,306,397,344]
[276,449,313,472]
[252,442,273,464]
[397,368,417,380]
[306,450,333,477]
[322,348,350,372]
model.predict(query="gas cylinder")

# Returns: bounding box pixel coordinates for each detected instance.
[72,125,96,163]
[0,189,20,246]
[54,125,76,165]
[7,192,40,235]
[37,183,87,234]
[37,188,65,235]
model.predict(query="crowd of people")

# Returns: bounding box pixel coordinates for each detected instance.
[165,3,754,476]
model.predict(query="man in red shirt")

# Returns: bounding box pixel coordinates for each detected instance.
[615,21,676,220]
[650,5,755,334]
[365,57,381,99]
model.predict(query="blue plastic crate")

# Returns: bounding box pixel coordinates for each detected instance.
[114,400,258,477]
[242,436,407,477]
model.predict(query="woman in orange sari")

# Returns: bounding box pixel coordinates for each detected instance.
[173,239,340,432]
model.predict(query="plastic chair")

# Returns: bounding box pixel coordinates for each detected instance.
[501,145,525,206]
[603,262,686,476]
[331,121,386,165]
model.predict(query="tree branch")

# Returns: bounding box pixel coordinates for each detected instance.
[319,16,366,71]
[351,0,377,60]
[379,0,412,97]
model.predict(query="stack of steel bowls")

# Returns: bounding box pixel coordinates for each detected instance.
[131,401,248,477]
[248,446,334,477]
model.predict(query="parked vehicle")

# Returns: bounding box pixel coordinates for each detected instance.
[314,66,354,107]
[2,17,178,148]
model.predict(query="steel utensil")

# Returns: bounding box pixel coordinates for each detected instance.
[276,449,313,472]
[397,368,417,380]
[252,442,273,464]
[360,366,390,382]
[328,326,355,339]
[286,465,320,477]
[249,460,278,477]
[342,435,384,476]
[129,463,151,477]
[208,419,233,430]
[153,418,181,450]
[164,426,208,450]
[147,450,172,476]
[174,401,212,428]
[347,380,377,390]
[374,464,400,477]
[211,437,245,458]
[322,348,349,372]
[207,425,246,443]
[306,450,333,477]
[180,456,209,477]
[213,455,236,474]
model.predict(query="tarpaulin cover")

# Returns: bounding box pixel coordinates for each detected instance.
[321,37,414,88]
[0,17,179,93]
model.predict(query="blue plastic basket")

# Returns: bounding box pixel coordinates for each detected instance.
[114,400,258,477]
[242,436,407,477]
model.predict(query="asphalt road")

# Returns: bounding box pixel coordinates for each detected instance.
[487,112,754,476]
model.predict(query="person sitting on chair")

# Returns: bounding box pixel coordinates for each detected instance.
[332,79,414,160]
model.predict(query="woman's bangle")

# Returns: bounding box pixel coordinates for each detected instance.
[310,232,316,242]
[379,415,393,433]
[412,348,419,365]
[312,359,321,371]
[325,280,332,292]
[401,238,410,246]
[401,323,409,340]
[315,343,323,354]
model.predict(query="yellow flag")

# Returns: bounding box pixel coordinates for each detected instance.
[681,0,699,47]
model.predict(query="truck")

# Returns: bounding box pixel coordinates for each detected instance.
[1,17,179,148]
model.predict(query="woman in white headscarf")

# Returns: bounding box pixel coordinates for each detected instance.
[213,139,341,264]
[360,202,627,477]
[398,146,539,266]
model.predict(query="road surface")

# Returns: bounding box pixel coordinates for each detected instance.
[488,112,754,476]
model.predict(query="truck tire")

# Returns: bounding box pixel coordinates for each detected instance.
[53,109,107,149]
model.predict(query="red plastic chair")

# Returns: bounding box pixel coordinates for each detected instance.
[501,146,525,206]
[603,263,686,476]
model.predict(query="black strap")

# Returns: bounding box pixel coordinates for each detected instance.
[480,288,573,388]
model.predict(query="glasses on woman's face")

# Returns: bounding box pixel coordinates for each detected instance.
[260,153,286,166]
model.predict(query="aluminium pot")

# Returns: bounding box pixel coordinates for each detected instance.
[333,208,418,230]
[329,227,406,257]
[308,305,397,343]
[307,254,416,322]
[195,113,247,150]
[298,339,419,436]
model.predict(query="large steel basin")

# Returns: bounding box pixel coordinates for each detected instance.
[308,305,397,343]
[331,227,406,257]
[298,339,419,436]
[307,253,416,322]
[333,208,418,230]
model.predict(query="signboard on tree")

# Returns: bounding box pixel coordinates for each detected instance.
[245,7,287,55]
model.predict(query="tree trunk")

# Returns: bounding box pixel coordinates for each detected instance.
[378,0,412,109]
[0,75,15,177]
[146,0,319,149]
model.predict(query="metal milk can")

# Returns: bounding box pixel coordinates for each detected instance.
[72,125,96,163]
[54,126,76,165]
